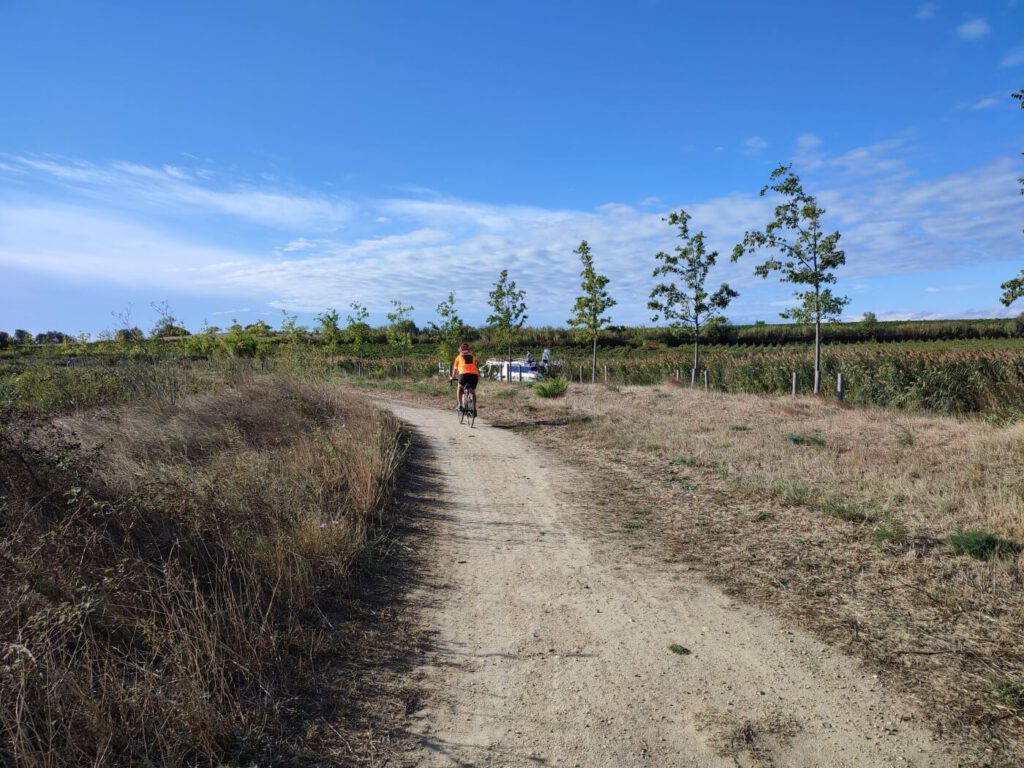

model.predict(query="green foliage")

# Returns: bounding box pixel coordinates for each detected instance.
[733,164,849,392]
[668,644,692,655]
[949,529,1021,560]
[533,376,567,398]
[278,310,307,345]
[991,678,1024,709]
[785,433,825,447]
[385,300,415,363]
[431,291,465,361]
[873,517,908,546]
[670,453,701,467]
[150,300,190,338]
[487,269,528,362]
[114,326,145,344]
[894,425,915,448]
[345,303,370,365]
[568,240,616,381]
[316,308,344,351]
[649,209,737,371]
[222,320,258,358]
[821,498,876,523]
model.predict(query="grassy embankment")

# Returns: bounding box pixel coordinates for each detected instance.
[0,359,406,766]
[376,375,1024,762]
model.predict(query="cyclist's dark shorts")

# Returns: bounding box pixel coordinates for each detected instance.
[458,373,479,390]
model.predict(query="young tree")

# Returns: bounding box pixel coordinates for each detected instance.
[385,300,415,374]
[732,164,849,394]
[346,303,370,373]
[567,240,616,382]
[150,300,189,338]
[278,310,307,345]
[431,291,466,362]
[316,308,344,351]
[648,211,737,379]
[487,269,528,376]
[1001,88,1024,307]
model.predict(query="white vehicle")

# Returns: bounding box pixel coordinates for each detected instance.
[483,349,560,382]
[484,358,541,382]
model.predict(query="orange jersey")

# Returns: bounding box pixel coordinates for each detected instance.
[452,352,480,375]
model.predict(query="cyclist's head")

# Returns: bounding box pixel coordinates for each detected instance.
[459,342,471,352]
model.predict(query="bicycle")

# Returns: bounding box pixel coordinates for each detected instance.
[460,385,477,427]
[450,379,477,427]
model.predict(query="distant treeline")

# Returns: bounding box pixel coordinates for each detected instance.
[4,315,1023,355]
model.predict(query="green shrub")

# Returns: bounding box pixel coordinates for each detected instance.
[670,453,701,467]
[533,376,568,398]
[786,433,826,447]
[821,498,876,523]
[949,529,1021,560]
[873,518,909,546]
[894,426,915,448]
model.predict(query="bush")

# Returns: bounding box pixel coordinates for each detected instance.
[534,376,568,398]
[949,529,1021,560]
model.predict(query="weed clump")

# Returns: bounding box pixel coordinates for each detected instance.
[670,453,701,467]
[949,529,1021,560]
[785,433,826,447]
[533,376,568,398]
[821,499,876,523]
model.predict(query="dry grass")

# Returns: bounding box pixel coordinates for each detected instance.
[467,380,1024,764]
[0,377,405,766]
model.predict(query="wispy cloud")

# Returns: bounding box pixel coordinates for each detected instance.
[956,18,991,40]
[281,237,318,252]
[2,155,354,230]
[1,141,1020,325]
[1001,47,1024,67]
[914,2,937,20]
[742,136,768,155]
[970,97,1001,110]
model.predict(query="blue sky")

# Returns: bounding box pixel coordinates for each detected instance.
[1,0,1022,336]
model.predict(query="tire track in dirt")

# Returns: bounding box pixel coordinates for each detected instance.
[381,399,958,767]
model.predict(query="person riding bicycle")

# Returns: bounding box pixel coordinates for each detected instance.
[449,342,480,413]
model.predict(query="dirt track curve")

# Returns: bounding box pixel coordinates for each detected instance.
[380,399,957,768]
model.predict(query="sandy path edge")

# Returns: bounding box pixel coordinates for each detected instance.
[379,399,958,767]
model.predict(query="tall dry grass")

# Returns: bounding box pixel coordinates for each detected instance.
[0,378,404,766]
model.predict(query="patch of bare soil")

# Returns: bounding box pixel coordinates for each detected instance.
[369,396,963,767]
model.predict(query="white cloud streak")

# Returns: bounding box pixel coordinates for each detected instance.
[956,18,991,40]
[914,3,936,20]
[1001,47,1024,68]
[0,144,1021,325]
[742,136,768,155]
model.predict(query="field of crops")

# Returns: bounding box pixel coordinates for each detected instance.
[3,330,1023,418]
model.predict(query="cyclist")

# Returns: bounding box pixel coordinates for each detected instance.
[449,342,480,413]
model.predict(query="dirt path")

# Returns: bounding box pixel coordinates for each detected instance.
[381,400,957,767]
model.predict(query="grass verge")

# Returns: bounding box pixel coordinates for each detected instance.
[0,377,405,766]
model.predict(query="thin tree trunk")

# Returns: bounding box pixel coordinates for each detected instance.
[692,319,700,380]
[591,333,597,383]
[814,292,822,394]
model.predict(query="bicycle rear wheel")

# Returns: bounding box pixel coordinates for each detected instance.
[467,391,476,427]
